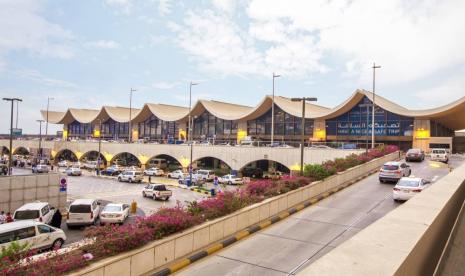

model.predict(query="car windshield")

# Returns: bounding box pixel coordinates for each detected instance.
[397,179,421,187]
[408,149,420,154]
[69,204,91,213]
[433,150,446,154]
[14,210,40,220]
[382,165,399,170]
[104,205,121,212]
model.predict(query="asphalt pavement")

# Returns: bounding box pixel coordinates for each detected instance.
[175,157,464,276]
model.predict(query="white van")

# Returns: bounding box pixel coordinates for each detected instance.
[148,158,167,169]
[0,220,66,251]
[430,148,450,163]
[67,199,101,227]
[196,169,215,182]
[14,202,55,224]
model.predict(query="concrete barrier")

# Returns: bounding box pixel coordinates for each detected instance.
[68,152,399,276]
[0,173,67,213]
[299,162,465,276]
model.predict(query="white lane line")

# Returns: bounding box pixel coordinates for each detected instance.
[432,175,439,183]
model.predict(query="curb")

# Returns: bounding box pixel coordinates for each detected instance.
[151,169,380,276]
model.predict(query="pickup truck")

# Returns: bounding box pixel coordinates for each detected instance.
[142,184,172,201]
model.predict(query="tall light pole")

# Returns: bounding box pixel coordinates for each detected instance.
[96,119,102,175]
[291,97,318,176]
[15,101,19,129]
[188,81,198,185]
[371,63,381,148]
[359,103,372,155]
[36,120,45,162]
[45,97,54,138]
[271,73,280,145]
[3,97,22,175]
[128,88,137,143]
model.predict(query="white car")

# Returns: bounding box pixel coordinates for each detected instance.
[0,220,66,252]
[379,161,411,183]
[14,202,55,224]
[57,160,69,167]
[65,167,82,176]
[67,199,101,227]
[32,164,49,173]
[117,171,144,183]
[430,148,449,163]
[196,169,215,182]
[219,174,243,185]
[167,170,184,179]
[142,184,172,200]
[144,167,164,176]
[393,177,431,201]
[100,203,130,225]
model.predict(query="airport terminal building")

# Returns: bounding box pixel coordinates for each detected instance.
[42,89,465,152]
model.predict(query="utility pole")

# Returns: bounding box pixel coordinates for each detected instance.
[3,97,22,175]
[45,97,54,138]
[97,119,102,175]
[188,81,198,186]
[36,120,44,162]
[128,88,137,143]
[359,103,372,155]
[271,73,280,145]
[291,97,318,176]
[372,63,381,148]
[15,101,19,129]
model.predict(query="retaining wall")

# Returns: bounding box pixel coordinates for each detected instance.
[0,173,67,213]
[69,152,399,276]
[299,161,465,276]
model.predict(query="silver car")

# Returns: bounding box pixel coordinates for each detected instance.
[117,171,144,183]
[379,161,411,183]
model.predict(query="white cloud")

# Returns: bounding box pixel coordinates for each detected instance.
[84,40,120,49]
[156,0,172,16]
[212,0,236,15]
[0,0,75,62]
[103,0,132,13]
[14,69,77,89]
[413,70,465,108]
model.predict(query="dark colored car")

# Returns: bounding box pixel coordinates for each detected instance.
[242,167,263,179]
[405,148,425,162]
[101,166,122,176]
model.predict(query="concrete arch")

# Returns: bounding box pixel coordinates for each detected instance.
[110,152,141,167]
[146,154,182,170]
[1,146,10,155]
[239,159,291,172]
[54,149,78,162]
[13,146,30,155]
[239,159,291,178]
[193,156,233,171]
[80,150,108,166]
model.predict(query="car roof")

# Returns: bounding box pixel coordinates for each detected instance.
[104,203,123,207]
[70,199,96,205]
[398,177,423,182]
[384,161,401,165]
[16,202,49,211]
[0,220,41,232]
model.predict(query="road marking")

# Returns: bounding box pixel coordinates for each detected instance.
[432,175,439,183]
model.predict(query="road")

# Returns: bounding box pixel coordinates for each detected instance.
[175,157,464,276]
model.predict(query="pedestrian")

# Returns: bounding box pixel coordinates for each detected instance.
[50,208,62,228]
[148,175,152,183]
[0,211,6,224]
[5,212,13,223]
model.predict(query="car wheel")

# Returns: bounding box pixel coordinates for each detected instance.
[129,178,133,183]
[228,181,232,185]
[52,238,64,250]
[165,197,170,201]
[142,192,146,197]
[118,177,122,182]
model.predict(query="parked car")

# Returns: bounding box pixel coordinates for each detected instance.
[405,148,425,162]
[393,177,431,201]
[430,148,450,163]
[66,199,100,227]
[65,167,82,176]
[32,164,49,173]
[196,169,215,182]
[219,174,243,185]
[57,160,69,167]
[242,167,263,179]
[178,174,205,186]
[379,161,411,183]
[117,171,144,183]
[100,203,129,225]
[167,170,184,179]
[14,202,55,224]
[144,167,164,176]
[0,220,66,252]
[263,171,283,179]
[101,165,122,176]
[142,184,172,200]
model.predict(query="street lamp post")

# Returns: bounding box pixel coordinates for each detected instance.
[96,119,103,176]
[128,88,137,143]
[359,103,372,155]
[291,97,318,176]
[45,97,54,138]
[371,63,381,148]
[271,73,280,145]
[3,97,23,175]
[188,82,198,185]
[36,120,45,162]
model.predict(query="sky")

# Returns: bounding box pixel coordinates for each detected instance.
[0,0,464,134]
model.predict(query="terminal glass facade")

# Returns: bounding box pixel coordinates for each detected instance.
[67,121,93,138]
[247,105,313,136]
[326,97,414,137]
[137,115,178,141]
[101,118,129,140]
[193,111,238,139]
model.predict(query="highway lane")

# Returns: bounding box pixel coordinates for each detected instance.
[175,157,464,276]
